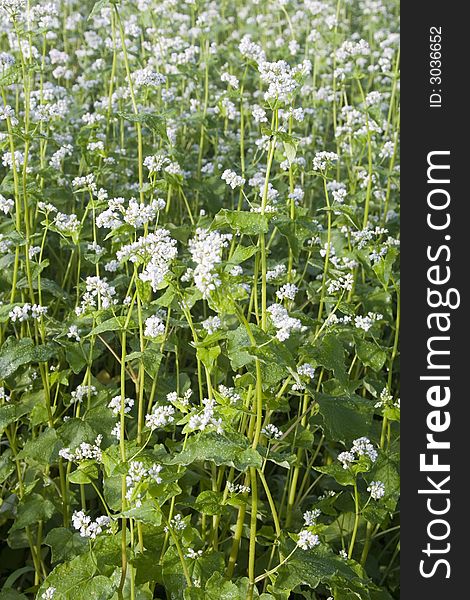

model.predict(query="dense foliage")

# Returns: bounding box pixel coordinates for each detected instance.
[0,0,400,598]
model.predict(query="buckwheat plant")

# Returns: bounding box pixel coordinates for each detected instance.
[0,0,400,598]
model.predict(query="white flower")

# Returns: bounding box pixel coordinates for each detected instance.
[238,35,266,63]
[185,548,203,559]
[266,264,286,281]
[132,66,166,88]
[252,104,268,123]
[261,423,282,439]
[75,276,117,315]
[117,231,177,293]
[258,60,298,103]
[337,451,356,469]
[145,315,165,338]
[188,398,223,433]
[0,0,27,18]
[41,587,56,599]
[230,265,243,276]
[108,395,134,415]
[111,422,121,440]
[221,72,239,89]
[72,510,111,539]
[367,481,385,500]
[59,435,103,463]
[338,437,378,469]
[71,385,97,404]
[312,151,339,171]
[29,246,41,259]
[0,386,11,402]
[227,481,250,494]
[144,153,169,173]
[354,312,382,332]
[267,303,305,341]
[54,212,80,233]
[145,404,175,430]
[297,363,315,379]
[303,509,321,526]
[9,304,48,322]
[288,187,304,205]
[276,283,298,301]
[327,274,354,295]
[187,228,232,298]
[352,437,378,462]
[201,316,221,334]
[0,194,14,213]
[297,530,320,550]
[218,385,241,404]
[221,169,245,189]
[67,325,80,342]
[165,514,186,532]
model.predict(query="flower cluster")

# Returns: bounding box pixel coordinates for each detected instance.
[72,511,111,539]
[59,435,103,463]
[187,229,232,298]
[338,437,378,469]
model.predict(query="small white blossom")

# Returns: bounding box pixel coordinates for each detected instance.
[202,315,221,334]
[297,530,320,550]
[276,283,298,301]
[303,509,321,526]
[221,169,245,189]
[145,315,165,338]
[145,404,175,430]
[261,423,282,439]
[108,395,134,415]
[367,481,385,500]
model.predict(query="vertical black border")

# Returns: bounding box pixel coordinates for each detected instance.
[401,2,467,596]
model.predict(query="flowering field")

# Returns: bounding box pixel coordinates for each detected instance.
[0,0,400,598]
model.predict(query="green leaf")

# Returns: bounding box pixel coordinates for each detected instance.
[275,542,366,594]
[228,245,259,265]
[0,590,28,600]
[65,343,87,374]
[314,463,356,487]
[372,247,398,288]
[274,216,319,260]
[212,210,270,235]
[314,334,348,385]
[89,316,132,336]
[204,572,241,599]
[248,340,296,386]
[120,500,162,525]
[10,493,55,532]
[283,141,297,163]
[44,527,88,563]
[364,451,400,518]
[317,394,374,444]
[0,337,56,379]
[226,326,254,370]
[162,545,187,598]
[0,399,35,434]
[196,345,221,372]
[117,111,169,142]
[88,0,113,20]
[356,339,387,372]
[37,552,116,600]
[194,491,225,515]
[168,432,261,472]
[0,449,14,483]
[1,566,34,592]
[16,428,58,466]
[68,462,99,484]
